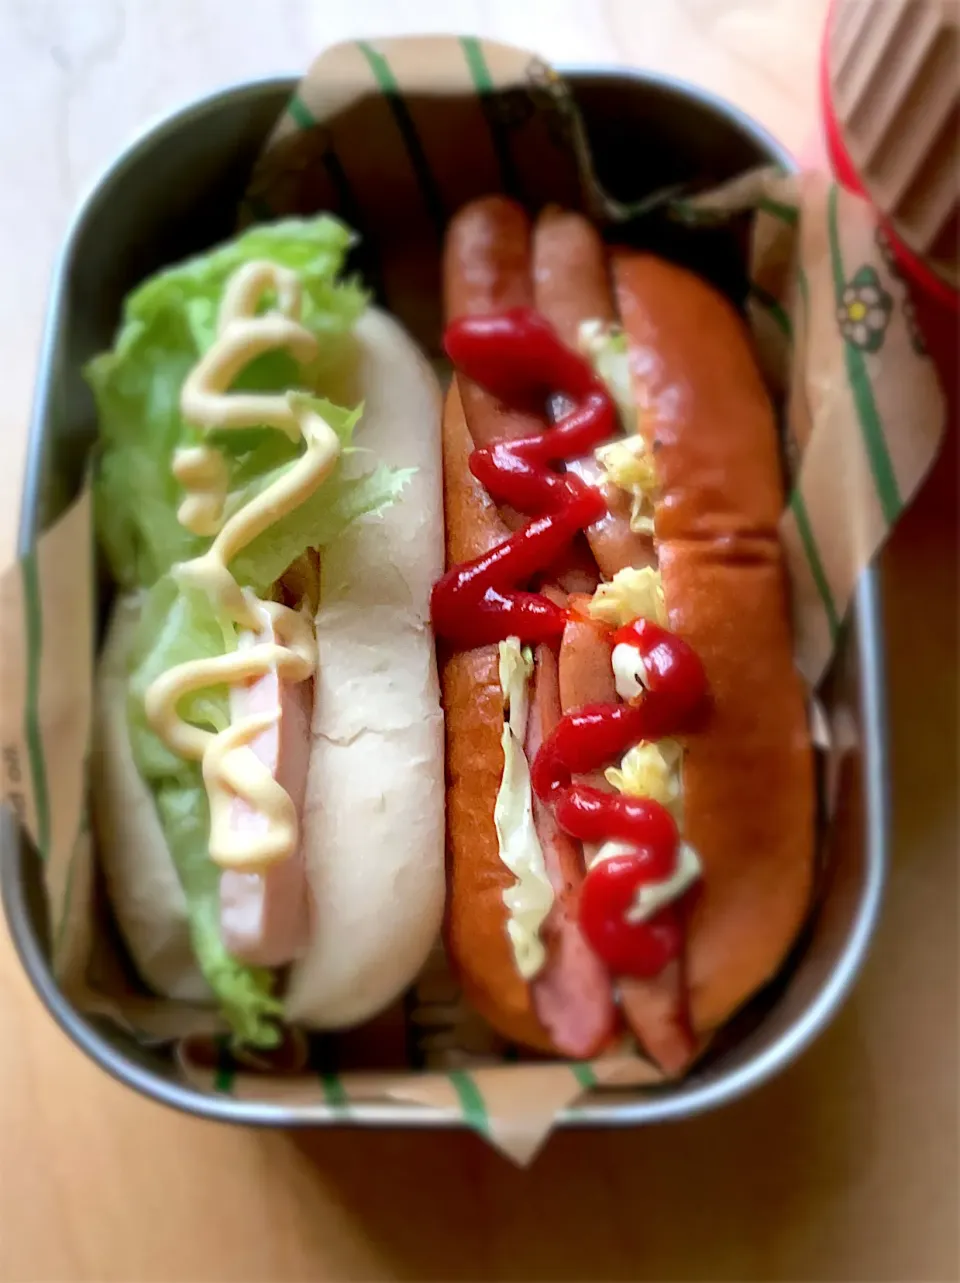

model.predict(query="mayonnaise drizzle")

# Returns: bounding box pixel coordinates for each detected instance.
[144,260,341,873]
[172,445,229,536]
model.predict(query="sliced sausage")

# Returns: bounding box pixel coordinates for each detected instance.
[220,619,313,967]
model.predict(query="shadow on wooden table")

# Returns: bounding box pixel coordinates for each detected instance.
[284,1012,876,1281]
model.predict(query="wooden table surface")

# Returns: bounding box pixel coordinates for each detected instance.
[1,2,956,1280]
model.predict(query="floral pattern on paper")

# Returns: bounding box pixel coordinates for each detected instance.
[837,265,893,352]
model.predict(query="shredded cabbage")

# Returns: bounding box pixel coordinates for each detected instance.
[494,639,553,981]
[587,566,667,629]
[605,739,684,820]
[88,217,367,590]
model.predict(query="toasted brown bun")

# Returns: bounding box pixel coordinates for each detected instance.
[613,252,815,1034]
[439,380,555,1052]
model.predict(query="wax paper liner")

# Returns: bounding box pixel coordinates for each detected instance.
[0,36,945,1166]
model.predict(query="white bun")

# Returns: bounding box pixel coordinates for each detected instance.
[284,306,445,1028]
[90,595,210,1002]
[92,306,445,1029]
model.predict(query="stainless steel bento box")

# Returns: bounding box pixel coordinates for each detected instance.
[1,69,888,1128]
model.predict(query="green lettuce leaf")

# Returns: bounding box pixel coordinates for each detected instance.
[155,780,282,1048]
[577,319,635,433]
[126,577,234,781]
[226,395,415,594]
[124,580,280,1047]
[89,217,367,590]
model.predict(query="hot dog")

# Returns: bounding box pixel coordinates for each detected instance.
[90,220,446,1048]
[433,199,813,1072]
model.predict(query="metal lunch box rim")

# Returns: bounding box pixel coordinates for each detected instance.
[4,66,889,1130]
[17,61,800,557]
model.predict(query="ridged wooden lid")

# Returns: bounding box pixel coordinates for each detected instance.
[828,0,959,290]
